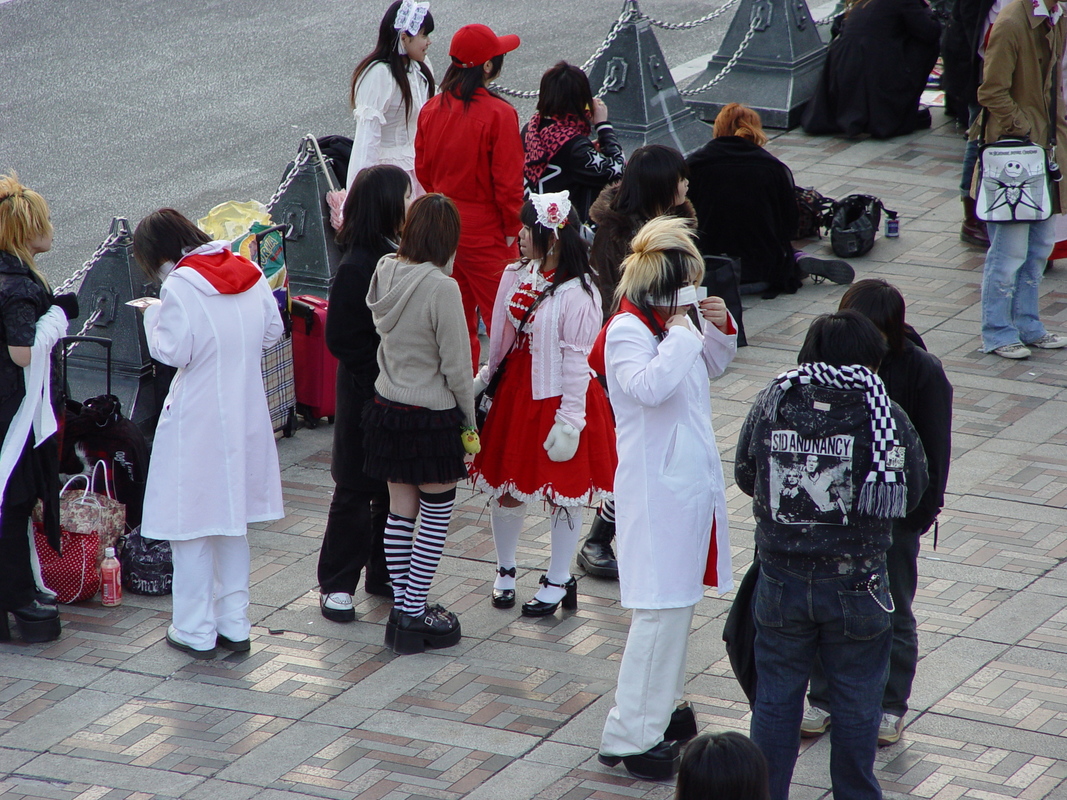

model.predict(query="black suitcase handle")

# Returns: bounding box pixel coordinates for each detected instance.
[61,335,112,398]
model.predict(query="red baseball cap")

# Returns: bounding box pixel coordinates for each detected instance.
[449,24,520,69]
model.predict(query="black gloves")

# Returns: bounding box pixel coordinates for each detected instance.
[52,293,79,320]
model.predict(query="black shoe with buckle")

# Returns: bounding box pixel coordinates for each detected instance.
[492,566,517,608]
[392,605,461,655]
[599,740,680,781]
[577,515,619,579]
[216,633,251,652]
[520,575,578,617]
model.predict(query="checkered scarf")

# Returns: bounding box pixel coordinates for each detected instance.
[759,363,907,518]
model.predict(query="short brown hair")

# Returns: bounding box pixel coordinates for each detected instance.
[397,194,461,267]
[133,208,211,280]
[713,103,768,147]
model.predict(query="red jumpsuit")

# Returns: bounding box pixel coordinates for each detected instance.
[415,87,524,369]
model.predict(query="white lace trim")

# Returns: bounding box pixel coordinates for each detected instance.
[353,104,387,124]
[470,474,612,508]
[559,340,592,355]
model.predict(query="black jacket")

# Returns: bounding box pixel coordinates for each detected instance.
[324,241,390,492]
[735,380,929,573]
[802,0,942,138]
[523,120,625,223]
[686,136,802,296]
[879,332,953,534]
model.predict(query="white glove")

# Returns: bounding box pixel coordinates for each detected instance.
[473,372,488,396]
[543,421,580,462]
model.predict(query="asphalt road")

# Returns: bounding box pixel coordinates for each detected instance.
[0,0,733,285]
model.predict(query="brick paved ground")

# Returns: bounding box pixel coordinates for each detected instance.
[2,116,1066,799]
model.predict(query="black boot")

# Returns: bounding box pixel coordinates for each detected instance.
[577,515,618,579]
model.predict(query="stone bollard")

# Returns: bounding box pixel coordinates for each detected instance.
[587,0,713,156]
[684,0,827,129]
[66,217,174,438]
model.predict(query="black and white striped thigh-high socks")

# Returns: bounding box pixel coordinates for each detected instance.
[398,487,456,617]
[383,512,416,606]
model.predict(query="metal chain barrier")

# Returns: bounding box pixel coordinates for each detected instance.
[492,0,748,101]
[54,232,123,295]
[63,307,105,355]
[679,19,757,96]
[266,146,313,212]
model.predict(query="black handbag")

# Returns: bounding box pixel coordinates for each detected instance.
[829,194,888,258]
[722,552,760,708]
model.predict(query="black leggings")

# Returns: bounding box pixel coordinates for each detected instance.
[0,499,37,610]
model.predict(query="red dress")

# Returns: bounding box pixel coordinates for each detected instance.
[470,273,616,507]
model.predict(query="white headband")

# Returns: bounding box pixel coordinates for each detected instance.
[530,191,572,238]
[395,0,430,53]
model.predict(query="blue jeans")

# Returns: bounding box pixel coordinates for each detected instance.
[981,218,1054,351]
[808,523,921,716]
[751,561,892,800]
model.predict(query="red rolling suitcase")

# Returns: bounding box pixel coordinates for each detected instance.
[291,294,337,427]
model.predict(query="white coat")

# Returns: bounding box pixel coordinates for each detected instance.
[605,313,736,609]
[141,260,285,541]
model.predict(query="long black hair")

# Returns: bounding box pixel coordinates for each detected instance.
[336,164,410,252]
[536,62,593,121]
[349,1,436,121]
[612,144,689,220]
[520,200,596,298]
[439,55,504,107]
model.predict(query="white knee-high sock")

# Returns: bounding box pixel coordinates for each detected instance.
[384,513,416,606]
[491,500,526,590]
[399,488,455,617]
[534,506,584,603]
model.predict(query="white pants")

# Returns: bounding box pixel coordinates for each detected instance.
[601,604,696,755]
[170,535,251,649]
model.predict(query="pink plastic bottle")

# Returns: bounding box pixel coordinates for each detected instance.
[101,547,122,607]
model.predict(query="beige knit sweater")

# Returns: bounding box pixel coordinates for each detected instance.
[366,255,475,426]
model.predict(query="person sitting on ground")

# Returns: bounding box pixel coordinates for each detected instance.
[675,732,771,800]
[522,61,625,224]
[687,103,854,298]
[802,0,942,139]
[735,310,929,800]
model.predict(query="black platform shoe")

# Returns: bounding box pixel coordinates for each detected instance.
[598,740,680,781]
[392,605,461,655]
[520,575,578,617]
[664,702,698,743]
[492,566,517,608]
[577,516,618,579]
[1,601,62,644]
[385,604,452,647]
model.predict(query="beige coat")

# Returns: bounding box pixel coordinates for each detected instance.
[971,0,1067,211]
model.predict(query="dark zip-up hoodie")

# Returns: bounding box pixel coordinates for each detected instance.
[735,381,929,573]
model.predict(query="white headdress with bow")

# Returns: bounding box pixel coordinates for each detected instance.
[394,0,430,54]
[530,191,572,238]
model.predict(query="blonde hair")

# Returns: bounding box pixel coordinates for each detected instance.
[0,172,52,282]
[616,216,704,307]
[712,102,768,147]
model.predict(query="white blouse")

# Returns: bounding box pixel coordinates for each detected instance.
[346,59,432,189]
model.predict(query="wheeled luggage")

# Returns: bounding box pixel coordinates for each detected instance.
[291,294,338,427]
[250,225,298,438]
[702,255,747,347]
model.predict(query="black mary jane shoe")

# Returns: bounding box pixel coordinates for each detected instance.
[598,740,680,781]
[392,605,461,655]
[520,575,578,617]
[492,566,517,608]
[664,703,698,743]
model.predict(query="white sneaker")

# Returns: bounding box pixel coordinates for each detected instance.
[992,343,1031,359]
[800,704,831,738]
[1026,333,1067,349]
[878,712,904,746]
[320,592,355,622]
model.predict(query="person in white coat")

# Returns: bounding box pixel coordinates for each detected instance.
[589,216,737,781]
[346,0,435,193]
[133,209,284,660]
